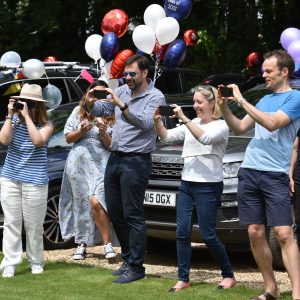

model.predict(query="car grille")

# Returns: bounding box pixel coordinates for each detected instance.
[150,162,183,180]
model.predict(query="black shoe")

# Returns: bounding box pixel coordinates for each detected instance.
[112,261,129,276]
[112,268,145,284]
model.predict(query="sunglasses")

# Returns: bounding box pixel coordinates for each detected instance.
[123,71,139,78]
[196,86,215,101]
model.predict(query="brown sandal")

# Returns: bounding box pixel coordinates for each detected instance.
[251,291,277,300]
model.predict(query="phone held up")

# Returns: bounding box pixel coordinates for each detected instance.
[159,105,174,117]
[219,86,233,97]
[13,101,24,110]
[94,90,108,100]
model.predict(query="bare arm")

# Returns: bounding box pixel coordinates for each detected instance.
[0,99,15,145]
[290,136,299,193]
[227,84,291,132]
[65,120,92,144]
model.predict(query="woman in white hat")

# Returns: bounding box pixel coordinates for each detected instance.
[0,83,53,278]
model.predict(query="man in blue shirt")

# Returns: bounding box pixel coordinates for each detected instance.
[218,50,300,300]
[86,55,166,284]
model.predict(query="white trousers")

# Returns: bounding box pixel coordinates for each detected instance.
[0,178,48,269]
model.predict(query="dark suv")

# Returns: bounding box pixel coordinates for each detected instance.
[0,65,205,249]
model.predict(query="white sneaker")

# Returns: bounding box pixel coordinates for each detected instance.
[31,264,44,275]
[104,243,116,259]
[73,245,86,260]
[2,265,15,278]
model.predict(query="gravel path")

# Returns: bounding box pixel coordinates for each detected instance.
[44,243,292,293]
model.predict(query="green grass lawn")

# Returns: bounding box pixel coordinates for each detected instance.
[0,255,292,300]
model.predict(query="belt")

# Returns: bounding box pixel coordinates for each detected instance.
[110,151,150,157]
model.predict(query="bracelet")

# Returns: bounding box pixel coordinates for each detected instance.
[237,98,247,108]
[182,119,191,125]
[120,103,128,111]
[5,116,13,120]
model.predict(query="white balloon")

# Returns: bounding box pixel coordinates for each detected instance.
[0,51,21,68]
[23,59,45,79]
[144,4,166,32]
[132,25,156,54]
[156,17,180,45]
[42,84,62,109]
[85,34,102,61]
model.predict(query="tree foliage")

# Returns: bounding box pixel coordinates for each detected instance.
[0,0,300,74]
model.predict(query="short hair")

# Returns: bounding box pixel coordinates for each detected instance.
[125,54,150,71]
[264,49,295,79]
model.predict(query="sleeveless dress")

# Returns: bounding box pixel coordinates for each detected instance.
[58,106,116,246]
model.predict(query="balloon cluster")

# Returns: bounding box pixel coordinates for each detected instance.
[84,9,130,87]
[280,27,300,77]
[133,0,193,71]
[0,51,62,108]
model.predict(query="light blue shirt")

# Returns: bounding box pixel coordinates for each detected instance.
[242,90,300,174]
[91,79,166,153]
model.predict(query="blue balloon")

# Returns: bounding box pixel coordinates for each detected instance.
[164,0,192,21]
[294,62,300,78]
[100,32,119,62]
[136,48,146,56]
[164,39,187,69]
[42,84,62,109]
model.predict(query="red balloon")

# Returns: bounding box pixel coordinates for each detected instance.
[101,9,128,38]
[153,42,169,62]
[43,56,58,62]
[183,29,199,46]
[246,52,263,68]
[110,49,135,79]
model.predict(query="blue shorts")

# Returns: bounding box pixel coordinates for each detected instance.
[237,168,292,226]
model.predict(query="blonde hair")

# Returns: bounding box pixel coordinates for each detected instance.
[194,85,222,119]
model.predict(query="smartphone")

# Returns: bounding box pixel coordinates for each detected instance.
[159,105,174,117]
[219,86,233,97]
[94,90,108,100]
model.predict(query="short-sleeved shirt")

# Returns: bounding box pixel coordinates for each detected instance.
[241,90,300,174]
[1,116,50,185]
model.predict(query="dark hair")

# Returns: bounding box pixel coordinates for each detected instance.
[79,80,108,121]
[264,49,295,79]
[125,55,150,71]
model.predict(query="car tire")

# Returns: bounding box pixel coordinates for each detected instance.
[43,184,74,249]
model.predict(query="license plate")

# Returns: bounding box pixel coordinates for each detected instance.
[144,191,176,207]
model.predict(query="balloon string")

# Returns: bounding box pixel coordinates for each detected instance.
[45,72,50,85]
[74,74,81,82]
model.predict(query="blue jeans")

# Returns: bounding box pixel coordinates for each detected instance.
[176,180,234,282]
[104,153,152,272]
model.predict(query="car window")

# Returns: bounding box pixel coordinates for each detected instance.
[181,72,204,94]
[151,71,182,94]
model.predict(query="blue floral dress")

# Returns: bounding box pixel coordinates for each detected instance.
[58,106,114,246]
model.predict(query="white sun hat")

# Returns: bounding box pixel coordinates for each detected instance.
[12,83,48,102]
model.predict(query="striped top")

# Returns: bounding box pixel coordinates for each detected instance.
[1,116,50,185]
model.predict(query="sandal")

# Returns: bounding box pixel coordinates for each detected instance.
[251,291,277,300]
[168,281,191,292]
[217,277,237,289]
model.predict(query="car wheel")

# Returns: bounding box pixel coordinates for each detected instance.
[43,184,74,249]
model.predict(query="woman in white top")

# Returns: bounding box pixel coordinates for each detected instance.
[154,85,236,292]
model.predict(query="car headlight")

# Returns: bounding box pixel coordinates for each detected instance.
[223,162,241,178]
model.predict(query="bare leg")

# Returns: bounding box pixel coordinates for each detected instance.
[274,225,300,300]
[90,196,111,245]
[248,224,280,298]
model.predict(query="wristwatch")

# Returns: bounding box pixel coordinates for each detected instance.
[120,103,128,111]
